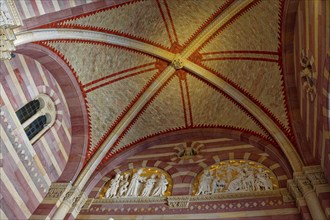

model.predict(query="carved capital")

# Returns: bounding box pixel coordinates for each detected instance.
[167,195,191,209]
[70,192,88,217]
[0,0,23,60]
[287,180,303,200]
[294,173,313,195]
[62,186,81,207]
[303,166,327,186]
[45,182,72,202]
[172,55,184,70]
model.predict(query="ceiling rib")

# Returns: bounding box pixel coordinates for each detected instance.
[14,0,303,191]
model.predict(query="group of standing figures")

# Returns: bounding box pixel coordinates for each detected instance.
[105,169,169,198]
[196,164,274,195]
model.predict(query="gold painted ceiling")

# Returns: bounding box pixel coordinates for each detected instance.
[34,0,292,166]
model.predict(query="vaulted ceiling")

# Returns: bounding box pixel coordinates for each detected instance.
[14,0,304,176]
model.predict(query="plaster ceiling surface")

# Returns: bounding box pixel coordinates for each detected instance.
[32,0,291,165]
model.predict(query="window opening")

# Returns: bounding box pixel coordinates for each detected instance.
[16,99,41,123]
[15,94,56,144]
[24,115,47,140]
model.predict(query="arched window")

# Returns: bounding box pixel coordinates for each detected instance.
[24,115,47,140]
[16,99,41,123]
[15,94,56,144]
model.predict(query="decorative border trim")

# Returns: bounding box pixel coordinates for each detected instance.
[35,0,171,51]
[35,41,92,163]
[98,125,278,170]
[90,189,281,204]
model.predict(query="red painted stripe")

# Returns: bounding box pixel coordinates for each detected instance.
[83,62,155,88]
[85,67,157,93]
[3,74,19,110]
[56,126,71,156]
[30,0,41,16]
[0,95,4,107]
[201,51,279,55]
[163,0,178,43]
[99,126,277,169]
[14,1,26,19]
[105,74,177,157]
[183,0,236,47]
[41,0,55,14]
[44,130,66,171]
[86,69,163,162]
[197,0,262,52]
[188,72,274,141]
[0,180,27,219]
[156,0,173,44]
[178,77,188,127]
[25,57,44,87]
[201,57,278,63]
[13,68,32,101]
[184,78,193,127]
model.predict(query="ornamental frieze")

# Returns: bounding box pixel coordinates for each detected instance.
[193,160,278,195]
[100,167,172,199]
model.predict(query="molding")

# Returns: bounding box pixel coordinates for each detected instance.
[315,184,330,195]
[80,208,300,219]
[14,29,175,62]
[93,196,166,204]
[92,190,280,204]
[167,195,191,209]
[44,182,72,203]
[190,189,281,202]
[81,198,94,210]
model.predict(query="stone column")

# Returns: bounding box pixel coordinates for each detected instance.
[30,182,72,219]
[67,191,88,219]
[288,166,329,220]
[304,166,330,219]
[294,173,326,220]
[287,179,309,218]
[52,186,81,219]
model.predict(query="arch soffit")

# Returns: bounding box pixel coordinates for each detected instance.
[280,0,319,166]
[15,43,89,182]
[83,128,293,195]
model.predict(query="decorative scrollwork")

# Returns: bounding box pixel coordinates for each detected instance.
[300,50,316,102]
[167,196,190,209]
